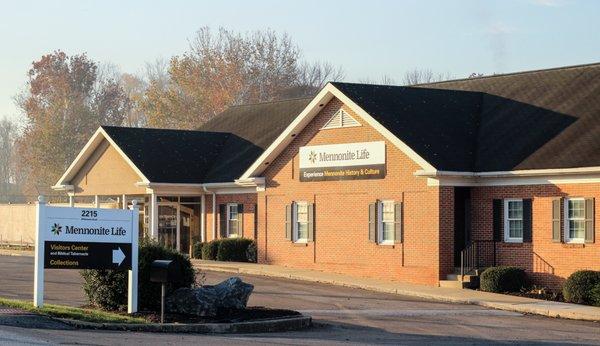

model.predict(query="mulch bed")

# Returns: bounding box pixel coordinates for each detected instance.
[134,306,301,324]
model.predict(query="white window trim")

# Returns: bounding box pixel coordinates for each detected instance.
[320,109,361,130]
[564,197,586,244]
[503,199,524,243]
[293,201,309,243]
[226,203,239,238]
[378,200,395,245]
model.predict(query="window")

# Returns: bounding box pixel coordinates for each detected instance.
[321,109,361,129]
[504,199,523,242]
[294,202,309,242]
[565,198,585,243]
[227,203,239,237]
[379,200,395,244]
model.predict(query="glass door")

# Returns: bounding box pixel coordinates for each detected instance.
[179,206,192,256]
[158,204,178,250]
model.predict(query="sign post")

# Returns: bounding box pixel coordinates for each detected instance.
[33,196,139,313]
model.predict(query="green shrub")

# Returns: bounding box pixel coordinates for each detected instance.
[216,238,254,262]
[246,241,257,263]
[590,283,600,307]
[192,242,205,259]
[562,270,600,305]
[201,239,221,260]
[480,266,527,293]
[81,240,195,311]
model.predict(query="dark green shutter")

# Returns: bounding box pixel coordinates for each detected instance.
[552,198,561,243]
[522,199,532,242]
[285,204,292,241]
[219,204,227,238]
[585,198,595,243]
[394,202,402,244]
[238,204,244,237]
[308,203,315,242]
[492,199,502,241]
[368,202,376,243]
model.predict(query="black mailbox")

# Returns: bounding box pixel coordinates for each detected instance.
[150,260,181,283]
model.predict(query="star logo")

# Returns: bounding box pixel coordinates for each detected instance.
[51,223,62,236]
[309,151,317,164]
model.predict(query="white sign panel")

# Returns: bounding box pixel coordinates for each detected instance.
[299,141,386,181]
[44,207,133,244]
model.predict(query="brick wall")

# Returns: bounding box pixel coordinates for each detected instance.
[257,98,444,286]
[471,184,600,288]
[203,193,258,242]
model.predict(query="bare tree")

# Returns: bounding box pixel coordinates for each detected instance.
[403,69,452,85]
[141,27,345,129]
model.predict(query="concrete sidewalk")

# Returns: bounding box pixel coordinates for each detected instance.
[192,259,600,322]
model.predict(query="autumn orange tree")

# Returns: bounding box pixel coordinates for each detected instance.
[15,51,130,195]
[142,27,344,129]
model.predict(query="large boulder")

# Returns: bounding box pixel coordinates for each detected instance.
[165,277,254,317]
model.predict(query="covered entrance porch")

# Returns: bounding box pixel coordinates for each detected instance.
[65,192,206,256]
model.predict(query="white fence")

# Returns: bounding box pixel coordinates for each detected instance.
[0,203,37,246]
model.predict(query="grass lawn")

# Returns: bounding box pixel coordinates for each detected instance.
[0,297,147,324]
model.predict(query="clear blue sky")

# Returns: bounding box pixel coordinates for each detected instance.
[1,0,599,121]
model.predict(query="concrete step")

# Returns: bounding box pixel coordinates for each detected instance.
[438,280,470,289]
[446,274,477,282]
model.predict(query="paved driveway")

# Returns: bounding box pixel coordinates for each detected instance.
[0,255,598,345]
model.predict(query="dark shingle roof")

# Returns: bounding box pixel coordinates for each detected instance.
[331,83,482,171]
[333,63,600,172]
[101,126,230,184]
[101,97,311,184]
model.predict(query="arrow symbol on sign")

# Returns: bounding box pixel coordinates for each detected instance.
[112,247,125,266]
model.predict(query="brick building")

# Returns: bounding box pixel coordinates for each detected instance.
[55,63,600,288]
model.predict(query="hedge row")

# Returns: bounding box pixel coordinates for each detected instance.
[192,238,256,263]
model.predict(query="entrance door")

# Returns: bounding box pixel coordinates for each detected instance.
[158,204,178,250]
[179,206,192,256]
[453,187,472,267]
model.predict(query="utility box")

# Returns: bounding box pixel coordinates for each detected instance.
[150,260,181,283]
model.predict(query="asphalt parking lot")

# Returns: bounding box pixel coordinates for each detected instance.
[0,255,598,345]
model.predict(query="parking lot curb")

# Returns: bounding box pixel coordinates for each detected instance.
[57,315,312,333]
[194,261,600,322]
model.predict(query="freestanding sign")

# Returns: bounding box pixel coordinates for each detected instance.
[33,196,139,313]
[299,141,386,182]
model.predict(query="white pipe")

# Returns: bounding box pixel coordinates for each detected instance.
[203,186,217,241]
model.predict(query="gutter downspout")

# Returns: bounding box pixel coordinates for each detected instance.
[203,186,217,241]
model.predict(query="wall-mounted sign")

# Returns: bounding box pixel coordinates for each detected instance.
[299,141,386,182]
[34,198,139,313]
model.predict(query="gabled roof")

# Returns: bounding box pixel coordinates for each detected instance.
[244,63,600,178]
[56,97,311,187]
[101,126,230,184]
[197,97,311,182]
[330,82,481,171]
[418,62,600,172]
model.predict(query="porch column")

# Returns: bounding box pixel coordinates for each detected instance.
[122,194,127,209]
[94,195,99,208]
[68,195,74,207]
[149,193,158,239]
[200,194,206,242]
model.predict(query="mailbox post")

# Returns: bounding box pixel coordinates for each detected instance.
[150,260,181,323]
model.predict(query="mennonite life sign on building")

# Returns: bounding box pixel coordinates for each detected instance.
[299,141,386,182]
[33,196,139,313]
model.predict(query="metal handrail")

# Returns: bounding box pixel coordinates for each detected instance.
[460,240,497,279]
